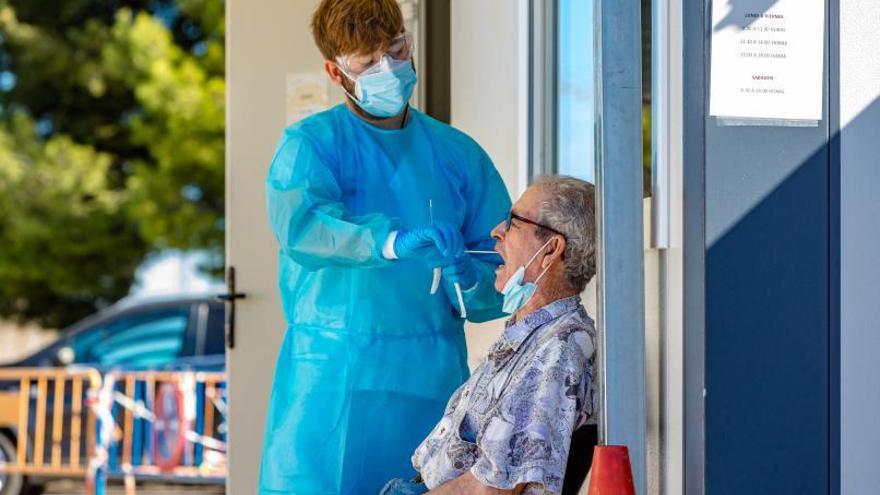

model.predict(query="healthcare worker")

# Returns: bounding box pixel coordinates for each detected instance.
[258,1,511,494]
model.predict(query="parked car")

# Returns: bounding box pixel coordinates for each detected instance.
[0,295,226,495]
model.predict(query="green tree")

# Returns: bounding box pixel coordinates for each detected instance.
[107,7,225,253]
[0,1,224,327]
[0,115,146,327]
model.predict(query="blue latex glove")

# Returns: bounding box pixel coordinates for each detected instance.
[440,255,478,290]
[394,223,464,261]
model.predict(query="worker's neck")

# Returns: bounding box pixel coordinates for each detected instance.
[345,98,409,130]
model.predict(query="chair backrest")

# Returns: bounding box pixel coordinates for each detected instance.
[561,424,599,495]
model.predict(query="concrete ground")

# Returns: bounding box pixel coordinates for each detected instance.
[44,480,224,494]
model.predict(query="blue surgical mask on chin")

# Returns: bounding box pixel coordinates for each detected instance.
[339,56,417,118]
[501,238,555,315]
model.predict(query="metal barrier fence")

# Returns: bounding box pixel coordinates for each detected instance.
[0,368,226,494]
[0,368,102,479]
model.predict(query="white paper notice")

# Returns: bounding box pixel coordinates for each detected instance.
[286,72,329,125]
[709,0,825,122]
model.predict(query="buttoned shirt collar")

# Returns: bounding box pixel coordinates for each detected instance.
[487,295,581,365]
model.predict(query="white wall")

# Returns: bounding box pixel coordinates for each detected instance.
[450,0,530,367]
[0,323,57,364]
[450,1,524,195]
[225,1,327,493]
[839,1,880,493]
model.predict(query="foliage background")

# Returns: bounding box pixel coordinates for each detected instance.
[0,0,224,328]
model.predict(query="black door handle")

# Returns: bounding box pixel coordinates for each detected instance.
[216,266,246,349]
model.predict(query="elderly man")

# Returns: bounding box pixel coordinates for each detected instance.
[381,176,597,495]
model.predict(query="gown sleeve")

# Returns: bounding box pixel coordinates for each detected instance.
[266,130,397,270]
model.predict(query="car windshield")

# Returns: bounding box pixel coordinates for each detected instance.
[69,306,190,367]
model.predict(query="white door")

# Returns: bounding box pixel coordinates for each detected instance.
[225,1,333,493]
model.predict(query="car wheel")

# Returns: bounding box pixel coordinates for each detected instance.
[0,434,45,495]
[0,433,24,495]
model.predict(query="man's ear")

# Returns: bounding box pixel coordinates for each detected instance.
[543,235,566,267]
[324,60,344,87]
[550,235,566,260]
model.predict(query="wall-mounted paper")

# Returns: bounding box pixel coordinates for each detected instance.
[286,72,329,125]
[709,0,824,122]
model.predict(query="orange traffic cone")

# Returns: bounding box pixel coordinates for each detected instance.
[587,445,636,495]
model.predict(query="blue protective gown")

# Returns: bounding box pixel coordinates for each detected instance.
[259,104,512,495]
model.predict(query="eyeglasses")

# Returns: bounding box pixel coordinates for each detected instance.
[337,32,414,76]
[505,211,567,239]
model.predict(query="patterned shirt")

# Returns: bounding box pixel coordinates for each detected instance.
[412,296,596,494]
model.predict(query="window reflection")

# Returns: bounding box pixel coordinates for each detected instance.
[557,0,594,182]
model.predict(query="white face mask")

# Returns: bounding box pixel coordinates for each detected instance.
[500,238,555,314]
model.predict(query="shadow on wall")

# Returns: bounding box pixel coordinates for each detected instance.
[713,0,781,32]
[837,92,880,492]
[705,95,880,494]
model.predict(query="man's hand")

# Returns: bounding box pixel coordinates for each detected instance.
[427,472,525,495]
[439,255,478,291]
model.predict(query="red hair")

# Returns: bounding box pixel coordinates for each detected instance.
[311,0,405,60]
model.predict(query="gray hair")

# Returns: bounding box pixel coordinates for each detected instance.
[533,176,596,291]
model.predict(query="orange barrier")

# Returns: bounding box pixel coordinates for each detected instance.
[96,370,227,482]
[0,367,226,493]
[587,445,636,495]
[0,368,102,477]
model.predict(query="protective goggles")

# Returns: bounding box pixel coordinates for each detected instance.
[336,32,414,77]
